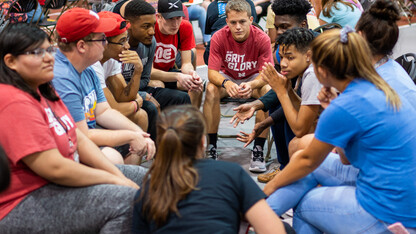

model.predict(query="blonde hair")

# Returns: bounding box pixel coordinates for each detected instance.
[311,29,401,109]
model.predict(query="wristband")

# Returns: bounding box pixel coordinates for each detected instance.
[221,78,230,88]
[131,100,138,113]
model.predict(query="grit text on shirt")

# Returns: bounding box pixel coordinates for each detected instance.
[225,51,258,72]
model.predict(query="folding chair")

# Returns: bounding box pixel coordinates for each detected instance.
[4,0,38,23]
[36,0,67,37]
[396,53,416,83]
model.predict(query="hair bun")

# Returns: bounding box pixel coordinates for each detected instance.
[369,0,400,21]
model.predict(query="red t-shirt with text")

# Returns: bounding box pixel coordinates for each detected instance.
[0,85,77,220]
[208,25,273,80]
[154,20,196,71]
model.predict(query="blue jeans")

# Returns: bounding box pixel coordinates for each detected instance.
[267,153,359,215]
[187,5,210,43]
[267,153,393,233]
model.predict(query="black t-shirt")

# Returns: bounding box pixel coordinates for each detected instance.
[132,159,266,233]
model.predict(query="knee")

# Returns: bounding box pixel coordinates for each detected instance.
[101,147,124,165]
[205,83,220,102]
[134,109,148,131]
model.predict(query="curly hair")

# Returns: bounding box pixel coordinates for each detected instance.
[277,27,315,53]
[271,0,312,24]
[355,0,400,56]
[124,0,156,20]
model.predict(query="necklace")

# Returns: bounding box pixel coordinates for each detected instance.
[374,56,389,69]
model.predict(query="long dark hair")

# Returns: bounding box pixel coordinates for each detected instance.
[0,23,59,101]
[141,105,206,227]
[355,0,400,56]
[0,145,10,192]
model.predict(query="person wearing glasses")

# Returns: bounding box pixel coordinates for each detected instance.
[91,11,150,141]
[52,8,155,165]
[0,23,146,233]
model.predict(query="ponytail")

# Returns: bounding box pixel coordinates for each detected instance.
[140,105,205,226]
[311,29,401,110]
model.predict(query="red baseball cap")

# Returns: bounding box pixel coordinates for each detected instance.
[97,11,130,38]
[57,8,118,43]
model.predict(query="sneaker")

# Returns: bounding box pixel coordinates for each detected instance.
[207,144,218,160]
[249,146,266,172]
[257,167,281,183]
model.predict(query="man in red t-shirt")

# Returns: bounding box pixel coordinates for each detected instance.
[203,0,272,172]
[152,0,203,107]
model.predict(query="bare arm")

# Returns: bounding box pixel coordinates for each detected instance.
[180,50,194,74]
[246,199,286,234]
[263,137,334,196]
[103,87,137,117]
[22,147,138,188]
[106,50,143,102]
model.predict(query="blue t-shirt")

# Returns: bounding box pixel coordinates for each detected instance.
[315,79,416,227]
[377,59,416,110]
[319,2,361,28]
[52,50,106,129]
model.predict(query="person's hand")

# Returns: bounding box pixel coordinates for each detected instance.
[238,82,253,99]
[224,80,240,98]
[119,50,143,72]
[129,132,148,156]
[113,176,140,189]
[135,95,143,108]
[189,71,203,92]
[230,103,256,127]
[142,133,156,160]
[317,87,337,109]
[146,93,160,113]
[261,62,289,94]
[177,73,195,90]
[236,122,266,147]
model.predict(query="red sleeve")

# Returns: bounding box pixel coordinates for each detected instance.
[207,31,223,71]
[179,20,195,51]
[257,29,274,69]
[183,4,189,21]
[0,101,57,166]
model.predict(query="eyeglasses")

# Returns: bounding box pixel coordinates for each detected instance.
[19,46,57,58]
[108,36,130,46]
[85,37,107,46]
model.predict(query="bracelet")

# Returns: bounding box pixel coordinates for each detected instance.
[131,100,138,113]
[134,100,140,112]
[221,78,230,88]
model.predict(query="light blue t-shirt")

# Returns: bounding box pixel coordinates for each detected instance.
[315,79,416,227]
[377,59,416,110]
[319,2,361,28]
[52,50,107,129]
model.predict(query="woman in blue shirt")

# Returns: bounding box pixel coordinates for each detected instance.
[261,27,416,233]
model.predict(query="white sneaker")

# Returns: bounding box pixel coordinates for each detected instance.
[249,146,266,172]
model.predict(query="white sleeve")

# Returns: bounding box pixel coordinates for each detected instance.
[301,66,322,106]
[91,62,106,89]
[103,59,122,78]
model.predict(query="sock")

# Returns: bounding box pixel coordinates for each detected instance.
[253,137,266,151]
[208,133,218,148]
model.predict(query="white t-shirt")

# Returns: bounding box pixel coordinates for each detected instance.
[91,59,122,89]
[297,64,322,106]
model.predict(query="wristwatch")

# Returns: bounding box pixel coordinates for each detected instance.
[221,78,230,88]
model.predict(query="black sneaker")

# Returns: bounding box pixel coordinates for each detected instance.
[207,144,218,160]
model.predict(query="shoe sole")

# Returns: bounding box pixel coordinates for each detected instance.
[249,166,267,173]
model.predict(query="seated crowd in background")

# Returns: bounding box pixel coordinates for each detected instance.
[1,0,416,232]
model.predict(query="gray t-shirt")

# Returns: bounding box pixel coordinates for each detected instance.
[298,64,322,106]
[122,37,156,90]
